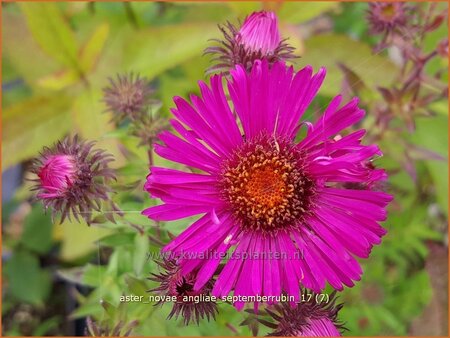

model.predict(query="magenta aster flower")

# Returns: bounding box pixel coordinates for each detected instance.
[143,60,392,308]
[31,135,117,224]
[263,291,345,336]
[205,11,296,74]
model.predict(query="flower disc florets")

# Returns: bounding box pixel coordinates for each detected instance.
[220,134,315,234]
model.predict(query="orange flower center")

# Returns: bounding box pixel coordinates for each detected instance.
[245,165,288,209]
[220,136,315,233]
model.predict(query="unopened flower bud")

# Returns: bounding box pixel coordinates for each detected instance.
[205,11,296,74]
[367,2,408,35]
[237,11,281,55]
[103,73,154,123]
[149,259,218,325]
[263,291,345,337]
[31,135,117,224]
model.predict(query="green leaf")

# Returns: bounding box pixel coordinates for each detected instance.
[429,100,448,116]
[70,300,105,319]
[171,2,232,23]
[101,299,117,318]
[2,95,72,170]
[301,34,398,97]
[382,203,440,263]
[373,306,406,334]
[135,309,167,336]
[19,3,79,69]
[337,62,374,102]
[4,250,51,305]
[59,221,112,261]
[33,316,61,336]
[82,264,108,288]
[278,2,340,24]
[125,275,149,298]
[21,205,53,254]
[389,270,432,320]
[133,233,149,277]
[36,23,109,90]
[57,266,86,285]
[123,22,217,79]
[37,69,80,90]
[98,232,135,247]
[3,12,59,85]
[70,89,124,167]
[226,2,261,16]
[72,89,113,139]
[411,116,448,214]
[80,23,110,73]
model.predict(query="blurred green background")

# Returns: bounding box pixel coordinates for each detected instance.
[2,1,448,336]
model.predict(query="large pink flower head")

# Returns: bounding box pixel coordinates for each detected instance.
[205,11,296,74]
[143,60,392,308]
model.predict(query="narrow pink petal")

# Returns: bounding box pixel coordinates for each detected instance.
[262,238,273,298]
[276,233,299,302]
[280,67,326,138]
[291,231,327,291]
[172,96,233,157]
[163,213,216,252]
[298,96,364,150]
[193,224,240,291]
[147,167,216,185]
[212,233,252,297]
[142,204,208,221]
[251,233,263,296]
[323,187,393,205]
[154,143,217,173]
